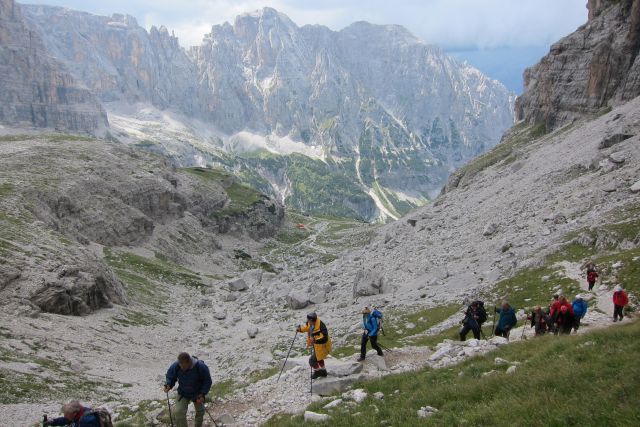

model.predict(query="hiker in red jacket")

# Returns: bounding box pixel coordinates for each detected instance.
[586,263,599,291]
[612,285,629,322]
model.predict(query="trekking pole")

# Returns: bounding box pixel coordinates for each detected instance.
[277,331,298,382]
[310,346,315,396]
[520,318,527,340]
[165,391,175,427]
[42,415,47,427]
[204,403,221,427]
[378,342,394,353]
[490,306,498,337]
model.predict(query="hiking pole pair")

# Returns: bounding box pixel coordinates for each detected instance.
[277,330,299,382]
[165,391,175,427]
[377,341,394,353]
[490,305,498,337]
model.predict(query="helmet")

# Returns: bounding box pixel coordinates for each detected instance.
[307,312,317,321]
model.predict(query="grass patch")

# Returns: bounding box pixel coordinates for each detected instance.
[211,379,238,398]
[266,320,640,427]
[592,247,640,297]
[0,183,14,197]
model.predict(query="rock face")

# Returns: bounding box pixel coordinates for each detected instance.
[21,5,203,115]
[0,0,107,133]
[20,5,515,220]
[516,0,640,130]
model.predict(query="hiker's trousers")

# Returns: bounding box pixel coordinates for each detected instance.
[175,395,205,427]
[360,333,383,357]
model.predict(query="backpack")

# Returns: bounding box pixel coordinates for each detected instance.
[88,408,113,427]
[475,301,488,324]
[587,271,597,282]
[371,309,384,336]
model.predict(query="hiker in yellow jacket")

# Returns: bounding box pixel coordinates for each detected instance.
[296,312,332,379]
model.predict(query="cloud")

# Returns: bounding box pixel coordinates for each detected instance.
[32,0,588,49]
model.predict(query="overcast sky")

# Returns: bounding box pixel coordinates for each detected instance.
[27,0,587,49]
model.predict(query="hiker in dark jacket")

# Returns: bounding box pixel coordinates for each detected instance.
[459,301,486,341]
[528,306,550,336]
[555,305,575,335]
[359,307,384,361]
[494,301,517,338]
[572,295,588,332]
[44,400,100,427]
[586,263,599,291]
[164,352,212,427]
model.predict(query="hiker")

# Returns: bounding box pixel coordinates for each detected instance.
[528,306,550,336]
[164,352,212,427]
[297,312,332,379]
[494,301,517,338]
[43,400,104,426]
[555,305,575,335]
[586,263,599,291]
[572,295,588,331]
[359,306,383,361]
[612,285,629,322]
[459,301,487,341]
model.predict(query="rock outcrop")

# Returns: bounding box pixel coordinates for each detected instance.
[516,0,640,130]
[0,0,107,133]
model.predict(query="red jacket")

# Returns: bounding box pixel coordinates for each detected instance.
[613,291,629,307]
[550,300,573,316]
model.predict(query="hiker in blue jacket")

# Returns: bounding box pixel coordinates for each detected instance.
[494,301,517,339]
[164,352,212,427]
[358,307,384,361]
[572,294,588,332]
[44,401,100,427]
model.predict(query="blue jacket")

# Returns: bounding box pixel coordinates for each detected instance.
[572,299,588,318]
[165,357,212,400]
[496,307,517,330]
[363,310,382,337]
[47,408,99,427]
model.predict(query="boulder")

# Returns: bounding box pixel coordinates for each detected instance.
[309,290,328,304]
[630,181,640,193]
[417,406,439,418]
[494,357,510,366]
[213,310,227,320]
[483,223,498,236]
[366,353,388,371]
[286,291,309,309]
[198,298,212,308]
[327,361,364,377]
[228,278,248,291]
[313,375,362,396]
[241,269,263,287]
[343,388,368,403]
[599,133,633,149]
[373,392,385,400]
[323,399,343,409]
[304,411,330,423]
[506,365,518,375]
[489,336,508,346]
[0,265,21,290]
[247,326,259,338]
[608,152,626,164]
[277,356,308,372]
[353,269,384,297]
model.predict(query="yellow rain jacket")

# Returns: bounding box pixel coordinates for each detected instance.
[298,317,332,361]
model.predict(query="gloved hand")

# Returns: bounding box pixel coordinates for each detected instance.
[195,395,205,405]
[296,325,302,333]
[163,384,172,393]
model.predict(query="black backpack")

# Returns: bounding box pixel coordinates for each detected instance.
[88,408,113,427]
[475,301,488,324]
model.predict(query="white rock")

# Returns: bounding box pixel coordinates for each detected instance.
[286,291,309,309]
[373,392,384,400]
[489,336,509,346]
[609,152,626,164]
[247,326,259,338]
[506,365,517,374]
[612,261,623,269]
[323,399,343,409]
[228,278,248,291]
[304,411,330,422]
[483,223,498,236]
[343,388,368,403]
[482,370,497,377]
[631,181,640,193]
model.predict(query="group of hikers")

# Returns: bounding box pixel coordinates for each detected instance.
[42,264,631,427]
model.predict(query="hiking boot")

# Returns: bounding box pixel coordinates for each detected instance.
[311,370,322,380]
[377,351,384,356]
[357,356,366,362]
[319,369,328,377]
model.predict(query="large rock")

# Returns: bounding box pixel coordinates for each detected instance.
[304,411,330,423]
[312,375,363,396]
[228,278,248,292]
[516,0,640,130]
[631,180,640,193]
[326,360,364,377]
[353,269,384,297]
[287,291,309,309]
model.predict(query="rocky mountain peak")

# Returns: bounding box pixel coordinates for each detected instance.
[516,0,640,131]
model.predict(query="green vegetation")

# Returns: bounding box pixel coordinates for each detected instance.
[529,122,547,138]
[592,247,640,297]
[46,133,96,143]
[211,378,239,398]
[0,183,13,197]
[114,400,172,427]
[182,167,264,218]
[266,321,640,427]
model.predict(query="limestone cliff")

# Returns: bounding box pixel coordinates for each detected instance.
[516,0,640,130]
[0,0,107,133]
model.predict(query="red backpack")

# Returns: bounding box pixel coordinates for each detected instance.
[587,271,598,282]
